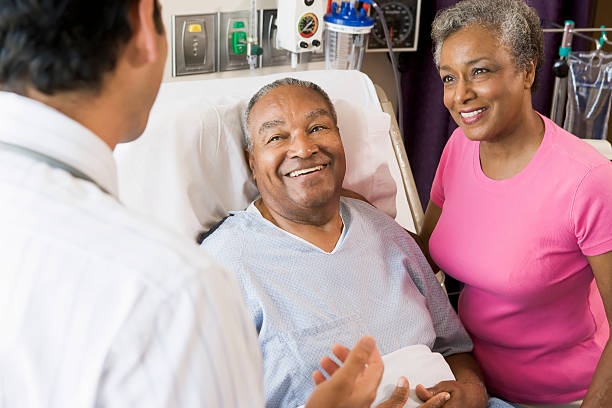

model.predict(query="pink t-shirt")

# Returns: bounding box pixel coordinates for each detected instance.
[430,115,612,404]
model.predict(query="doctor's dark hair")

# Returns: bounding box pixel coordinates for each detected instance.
[0,0,164,95]
[431,0,544,92]
[242,78,338,152]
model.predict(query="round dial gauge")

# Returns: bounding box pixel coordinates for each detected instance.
[371,2,414,47]
[298,13,318,38]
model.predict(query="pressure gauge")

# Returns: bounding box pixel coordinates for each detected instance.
[298,13,318,38]
[370,1,415,48]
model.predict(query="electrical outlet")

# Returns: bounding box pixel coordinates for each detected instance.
[172,14,217,76]
[219,11,252,71]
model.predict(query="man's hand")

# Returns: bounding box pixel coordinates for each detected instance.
[377,377,450,408]
[415,380,487,408]
[305,336,409,408]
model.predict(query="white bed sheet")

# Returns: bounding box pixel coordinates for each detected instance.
[374,345,455,408]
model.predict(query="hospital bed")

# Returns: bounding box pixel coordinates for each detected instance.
[113,70,448,408]
[114,70,424,241]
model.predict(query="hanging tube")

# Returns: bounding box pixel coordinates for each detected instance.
[550,21,574,126]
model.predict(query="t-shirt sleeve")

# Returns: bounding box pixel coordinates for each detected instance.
[430,131,459,208]
[572,162,612,257]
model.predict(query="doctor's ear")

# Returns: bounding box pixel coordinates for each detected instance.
[124,0,164,67]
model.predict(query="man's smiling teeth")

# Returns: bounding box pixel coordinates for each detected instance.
[288,165,324,178]
[461,108,486,118]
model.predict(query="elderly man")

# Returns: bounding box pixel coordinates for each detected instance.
[201,78,491,408]
[0,1,407,407]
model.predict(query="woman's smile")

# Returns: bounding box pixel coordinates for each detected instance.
[459,107,488,124]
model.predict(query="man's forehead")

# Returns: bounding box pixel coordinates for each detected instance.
[250,86,332,124]
[255,85,330,111]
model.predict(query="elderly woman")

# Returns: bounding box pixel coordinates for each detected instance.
[414,0,612,407]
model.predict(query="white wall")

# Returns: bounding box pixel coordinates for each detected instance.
[158,0,399,112]
[361,53,399,117]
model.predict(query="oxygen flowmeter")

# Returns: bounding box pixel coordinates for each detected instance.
[277,0,326,55]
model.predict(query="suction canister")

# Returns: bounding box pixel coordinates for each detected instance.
[324,2,375,70]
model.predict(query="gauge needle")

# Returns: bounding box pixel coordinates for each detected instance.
[304,20,314,31]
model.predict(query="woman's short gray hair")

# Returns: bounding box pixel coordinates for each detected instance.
[242,77,337,152]
[431,0,544,91]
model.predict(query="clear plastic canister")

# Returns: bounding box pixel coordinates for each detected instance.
[324,22,371,70]
[323,0,374,72]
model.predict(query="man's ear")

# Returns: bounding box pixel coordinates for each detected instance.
[125,0,162,67]
[246,148,256,180]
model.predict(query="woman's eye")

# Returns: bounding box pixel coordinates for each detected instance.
[473,67,489,75]
[441,75,454,83]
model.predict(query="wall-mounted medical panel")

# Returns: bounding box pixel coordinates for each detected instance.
[219,11,251,71]
[172,14,217,76]
[367,0,421,52]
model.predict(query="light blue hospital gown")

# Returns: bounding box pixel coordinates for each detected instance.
[202,197,473,408]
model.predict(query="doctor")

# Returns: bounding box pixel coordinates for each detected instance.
[0,0,409,407]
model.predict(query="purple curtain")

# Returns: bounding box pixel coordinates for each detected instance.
[400,0,596,209]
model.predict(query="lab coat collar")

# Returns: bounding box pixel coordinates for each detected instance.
[0,91,119,198]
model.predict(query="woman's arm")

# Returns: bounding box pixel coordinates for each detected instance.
[582,251,612,408]
[410,200,443,273]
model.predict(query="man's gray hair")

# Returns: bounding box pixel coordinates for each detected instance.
[241,77,338,152]
[431,0,544,91]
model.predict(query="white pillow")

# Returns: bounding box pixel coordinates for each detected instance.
[335,99,397,218]
[114,70,397,240]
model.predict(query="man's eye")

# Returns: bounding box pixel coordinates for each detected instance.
[267,135,282,144]
[310,125,327,133]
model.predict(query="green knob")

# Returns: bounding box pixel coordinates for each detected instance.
[250,44,263,56]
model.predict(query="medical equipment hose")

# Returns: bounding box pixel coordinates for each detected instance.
[362,0,405,139]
